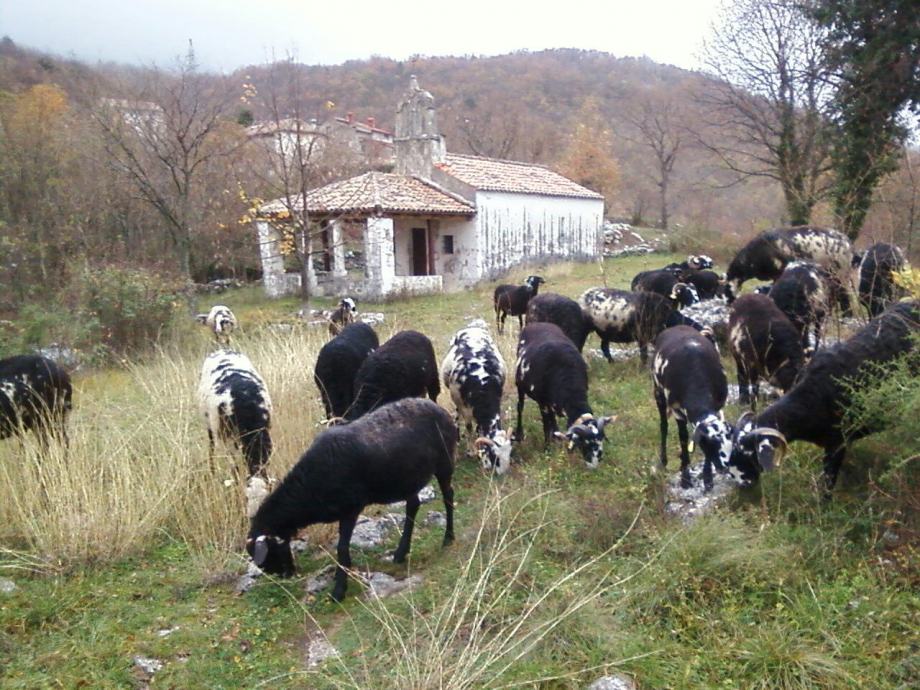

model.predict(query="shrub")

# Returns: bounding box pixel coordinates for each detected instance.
[74,265,181,356]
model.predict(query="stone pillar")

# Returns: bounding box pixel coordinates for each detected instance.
[256,220,290,298]
[331,219,347,279]
[365,216,395,299]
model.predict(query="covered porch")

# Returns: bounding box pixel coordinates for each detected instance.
[255,171,476,300]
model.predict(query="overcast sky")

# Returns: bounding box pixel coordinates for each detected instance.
[2,0,722,72]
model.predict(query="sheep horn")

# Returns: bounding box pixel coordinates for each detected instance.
[573,413,595,426]
[320,416,346,427]
[751,427,788,450]
[473,437,495,449]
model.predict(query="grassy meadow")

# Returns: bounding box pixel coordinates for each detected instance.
[1,253,918,689]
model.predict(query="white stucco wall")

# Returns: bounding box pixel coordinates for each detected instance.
[474,192,603,280]
[390,216,478,290]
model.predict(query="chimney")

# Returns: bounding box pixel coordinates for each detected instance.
[366,116,376,129]
[346,111,354,124]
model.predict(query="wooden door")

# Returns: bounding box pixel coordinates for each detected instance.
[412,227,428,275]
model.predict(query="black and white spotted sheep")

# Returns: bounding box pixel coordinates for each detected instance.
[667,254,715,272]
[514,322,615,468]
[314,322,379,419]
[198,348,273,515]
[857,243,908,317]
[725,226,853,302]
[728,301,919,494]
[440,322,512,474]
[578,287,703,364]
[328,297,358,336]
[767,261,832,349]
[652,326,732,491]
[247,397,456,602]
[196,305,237,343]
[728,294,806,409]
[0,354,72,445]
[494,275,545,334]
[346,330,440,421]
[525,292,593,352]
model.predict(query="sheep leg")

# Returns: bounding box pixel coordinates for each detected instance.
[702,457,714,492]
[735,357,751,406]
[750,379,760,412]
[639,342,649,366]
[514,390,526,442]
[207,429,216,470]
[437,475,455,545]
[331,512,360,602]
[393,494,421,564]
[517,313,524,331]
[677,418,692,489]
[498,311,506,335]
[600,338,613,362]
[822,446,846,497]
[539,406,557,446]
[655,389,668,467]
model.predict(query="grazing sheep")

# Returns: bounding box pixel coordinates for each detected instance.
[652,326,731,490]
[0,354,72,446]
[667,255,715,271]
[197,306,273,516]
[246,397,456,601]
[441,323,512,474]
[728,294,806,408]
[725,226,853,300]
[314,323,379,419]
[679,268,728,301]
[579,287,703,364]
[196,305,237,344]
[198,349,273,483]
[768,261,831,348]
[347,330,440,420]
[858,243,907,317]
[328,297,358,336]
[631,269,701,307]
[728,301,919,493]
[525,292,592,352]
[494,275,545,334]
[514,322,615,468]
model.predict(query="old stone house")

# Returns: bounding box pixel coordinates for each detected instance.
[255,77,604,299]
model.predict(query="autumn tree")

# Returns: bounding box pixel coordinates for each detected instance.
[556,99,620,209]
[87,43,240,281]
[243,56,365,305]
[618,93,686,229]
[700,0,833,225]
[811,0,920,237]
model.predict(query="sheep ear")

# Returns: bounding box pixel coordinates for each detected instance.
[597,415,617,431]
[252,537,269,566]
[552,431,567,442]
[195,313,209,324]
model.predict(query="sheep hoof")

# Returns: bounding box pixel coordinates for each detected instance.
[392,550,407,564]
[442,534,455,547]
[680,476,693,490]
[330,587,346,602]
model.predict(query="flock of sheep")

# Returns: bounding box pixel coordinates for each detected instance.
[0,224,916,602]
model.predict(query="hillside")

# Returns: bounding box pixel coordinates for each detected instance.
[0,39,784,234]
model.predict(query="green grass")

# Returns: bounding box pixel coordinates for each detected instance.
[1,253,917,689]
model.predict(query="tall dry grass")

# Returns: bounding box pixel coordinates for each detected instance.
[0,326,331,574]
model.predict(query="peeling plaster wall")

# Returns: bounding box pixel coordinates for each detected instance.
[474,192,603,279]
[391,216,478,291]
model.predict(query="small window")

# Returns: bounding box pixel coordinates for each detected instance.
[442,235,455,254]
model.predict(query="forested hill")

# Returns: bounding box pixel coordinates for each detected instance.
[0,39,782,231]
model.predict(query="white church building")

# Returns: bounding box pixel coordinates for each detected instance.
[255,77,604,299]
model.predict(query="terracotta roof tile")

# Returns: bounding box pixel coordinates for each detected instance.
[259,172,475,217]
[436,153,604,200]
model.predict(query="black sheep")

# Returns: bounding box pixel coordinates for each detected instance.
[0,354,72,445]
[579,287,703,364]
[631,269,701,307]
[652,326,732,490]
[768,261,831,348]
[514,322,615,468]
[494,275,545,334]
[314,322,379,419]
[679,268,727,301]
[347,330,439,420]
[728,301,919,493]
[247,397,456,601]
[728,294,806,408]
[525,292,592,352]
[858,243,907,317]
